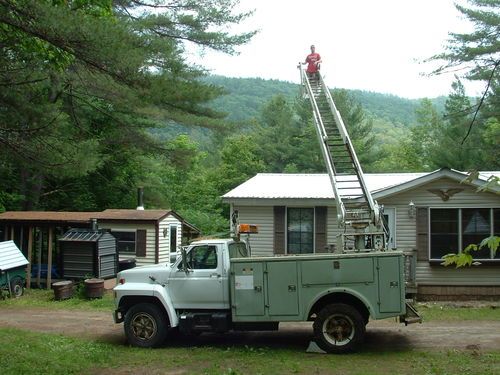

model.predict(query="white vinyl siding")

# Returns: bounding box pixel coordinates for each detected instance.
[378,177,500,287]
[233,205,273,257]
[158,215,182,263]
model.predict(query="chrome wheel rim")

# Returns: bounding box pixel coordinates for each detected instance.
[131,312,157,341]
[322,314,355,346]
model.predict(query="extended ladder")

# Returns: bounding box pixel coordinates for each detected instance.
[298,65,386,251]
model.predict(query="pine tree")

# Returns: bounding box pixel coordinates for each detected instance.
[0,0,255,209]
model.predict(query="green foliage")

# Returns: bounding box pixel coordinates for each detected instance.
[442,235,499,267]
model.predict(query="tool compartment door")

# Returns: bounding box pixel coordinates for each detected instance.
[377,256,403,313]
[231,262,265,316]
[267,261,299,316]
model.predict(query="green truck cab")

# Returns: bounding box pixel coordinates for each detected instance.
[113,238,418,353]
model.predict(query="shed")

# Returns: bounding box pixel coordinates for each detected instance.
[59,229,117,279]
[0,240,29,296]
[0,240,29,272]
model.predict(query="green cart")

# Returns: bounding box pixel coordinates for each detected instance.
[0,240,29,297]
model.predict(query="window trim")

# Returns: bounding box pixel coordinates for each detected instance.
[428,207,499,262]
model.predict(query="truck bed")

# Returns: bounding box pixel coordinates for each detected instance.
[230,250,406,322]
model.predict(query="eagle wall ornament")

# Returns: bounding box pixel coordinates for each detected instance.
[427,188,464,201]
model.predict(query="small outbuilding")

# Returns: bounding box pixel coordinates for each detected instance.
[59,229,117,279]
[0,240,29,296]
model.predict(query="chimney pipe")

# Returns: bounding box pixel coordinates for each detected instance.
[91,218,98,231]
[137,187,144,210]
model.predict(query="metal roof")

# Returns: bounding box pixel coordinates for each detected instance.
[59,229,106,242]
[0,241,29,271]
[222,172,425,199]
[222,170,500,200]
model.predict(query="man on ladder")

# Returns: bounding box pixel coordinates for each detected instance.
[304,44,322,80]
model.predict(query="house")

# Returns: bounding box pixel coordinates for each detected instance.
[94,209,199,266]
[222,168,500,300]
[0,208,200,288]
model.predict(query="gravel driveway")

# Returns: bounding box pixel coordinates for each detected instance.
[1,306,500,352]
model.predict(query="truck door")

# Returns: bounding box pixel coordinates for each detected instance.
[168,244,228,309]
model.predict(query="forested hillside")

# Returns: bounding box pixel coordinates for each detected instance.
[1,0,498,235]
[205,75,446,124]
[201,75,447,147]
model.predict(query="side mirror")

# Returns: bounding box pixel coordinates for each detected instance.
[181,248,191,274]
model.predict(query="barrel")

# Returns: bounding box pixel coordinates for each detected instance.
[53,280,74,301]
[84,278,104,299]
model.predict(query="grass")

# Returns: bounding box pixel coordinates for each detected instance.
[416,302,500,321]
[1,293,500,374]
[0,287,114,311]
[0,327,498,375]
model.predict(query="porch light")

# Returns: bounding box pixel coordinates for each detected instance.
[408,201,416,218]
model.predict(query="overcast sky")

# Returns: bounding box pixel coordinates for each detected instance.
[191,0,483,99]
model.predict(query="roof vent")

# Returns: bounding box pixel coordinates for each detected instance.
[137,187,144,210]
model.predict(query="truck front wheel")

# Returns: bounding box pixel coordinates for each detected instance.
[124,303,168,348]
[313,303,366,353]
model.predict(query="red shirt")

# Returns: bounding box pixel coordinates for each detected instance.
[306,53,321,73]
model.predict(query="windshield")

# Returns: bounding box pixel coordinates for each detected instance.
[228,242,248,258]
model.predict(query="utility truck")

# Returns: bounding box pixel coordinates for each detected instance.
[112,66,421,353]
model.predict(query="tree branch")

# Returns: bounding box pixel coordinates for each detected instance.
[461,59,500,144]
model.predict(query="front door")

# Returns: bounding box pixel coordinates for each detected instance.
[168,244,227,309]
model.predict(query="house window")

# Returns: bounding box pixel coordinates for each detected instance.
[113,231,136,254]
[430,208,499,260]
[462,208,490,258]
[287,208,314,254]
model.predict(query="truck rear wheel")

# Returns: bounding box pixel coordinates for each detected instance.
[124,303,168,348]
[313,303,365,353]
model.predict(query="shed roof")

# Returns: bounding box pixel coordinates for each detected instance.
[222,169,499,201]
[0,211,98,223]
[0,240,29,271]
[0,209,177,224]
[94,209,174,221]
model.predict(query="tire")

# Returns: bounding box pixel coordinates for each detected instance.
[10,277,24,298]
[124,303,169,348]
[313,303,366,353]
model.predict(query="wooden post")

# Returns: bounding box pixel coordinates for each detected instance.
[37,228,42,288]
[20,226,24,252]
[26,226,33,289]
[10,226,14,241]
[47,227,53,289]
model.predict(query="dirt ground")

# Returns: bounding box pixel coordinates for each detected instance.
[1,306,500,352]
